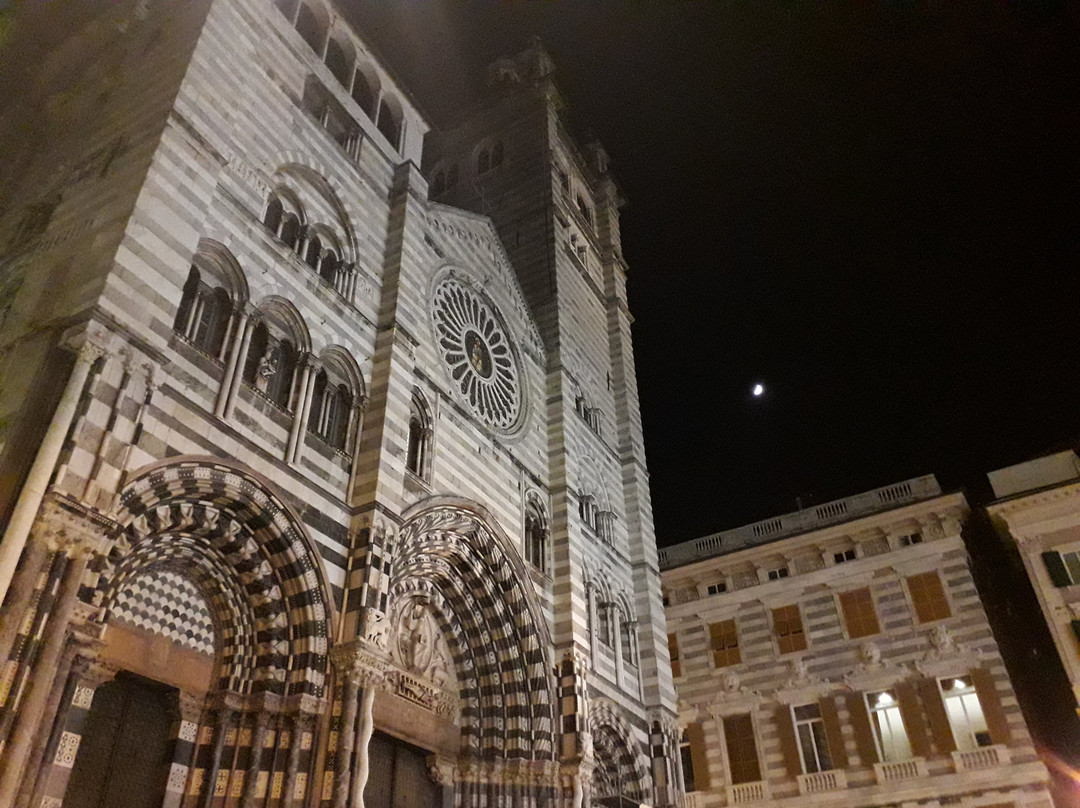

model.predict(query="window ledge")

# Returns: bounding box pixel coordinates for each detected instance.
[404,468,431,494]
[951,744,1009,772]
[873,757,928,784]
[796,769,847,795]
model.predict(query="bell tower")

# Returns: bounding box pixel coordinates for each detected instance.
[423,38,680,803]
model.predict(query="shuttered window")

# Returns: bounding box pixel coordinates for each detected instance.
[773,605,807,654]
[839,588,880,638]
[685,723,711,791]
[669,633,681,678]
[907,572,951,623]
[1042,551,1074,588]
[723,714,761,785]
[709,620,740,667]
[679,732,696,792]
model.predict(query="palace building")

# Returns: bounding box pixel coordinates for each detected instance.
[0,2,679,807]
[660,477,1053,808]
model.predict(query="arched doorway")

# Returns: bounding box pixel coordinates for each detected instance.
[53,459,333,808]
[65,673,176,808]
[391,499,557,803]
[589,700,651,806]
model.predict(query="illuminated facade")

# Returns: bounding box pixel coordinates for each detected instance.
[660,477,1052,808]
[0,2,678,807]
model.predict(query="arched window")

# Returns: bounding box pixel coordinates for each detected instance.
[620,610,635,664]
[295,3,327,55]
[578,492,598,533]
[265,191,304,250]
[304,230,319,267]
[477,149,490,174]
[263,195,283,234]
[351,68,377,118]
[242,320,299,411]
[173,266,231,358]
[325,37,353,88]
[597,601,612,647]
[279,212,300,249]
[377,98,401,149]
[319,248,339,285]
[308,369,353,452]
[525,499,548,573]
[492,141,504,167]
[446,164,459,190]
[406,393,430,479]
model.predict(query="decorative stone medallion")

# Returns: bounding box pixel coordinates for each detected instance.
[432,276,522,431]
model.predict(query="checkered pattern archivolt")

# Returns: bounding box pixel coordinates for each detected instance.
[95,461,331,698]
[112,569,216,655]
[589,699,650,802]
[396,502,555,761]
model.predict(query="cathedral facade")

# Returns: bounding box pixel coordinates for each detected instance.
[0,2,679,808]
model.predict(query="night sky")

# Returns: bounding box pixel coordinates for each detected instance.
[350,1,1080,545]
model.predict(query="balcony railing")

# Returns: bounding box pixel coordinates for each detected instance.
[796,769,847,795]
[659,475,941,569]
[727,781,768,804]
[952,744,1010,772]
[873,757,928,784]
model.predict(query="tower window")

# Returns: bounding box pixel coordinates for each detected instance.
[477,148,490,174]
[406,393,431,479]
[525,500,548,573]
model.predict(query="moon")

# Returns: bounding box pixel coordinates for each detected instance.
[752,383,765,397]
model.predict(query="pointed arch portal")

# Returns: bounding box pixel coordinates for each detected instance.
[395,499,556,761]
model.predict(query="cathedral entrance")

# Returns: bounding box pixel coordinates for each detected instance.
[64,672,176,808]
[365,731,439,808]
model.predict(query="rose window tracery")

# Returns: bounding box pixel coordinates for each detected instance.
[432,277,522,430]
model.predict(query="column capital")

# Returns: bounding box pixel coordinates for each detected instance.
[330,640,390,689]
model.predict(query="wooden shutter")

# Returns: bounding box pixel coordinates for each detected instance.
[775,705,803,777]
[919,677,957,753]
[686,722,711,790]
[1042,551,1071,588]
[818,696,848,769]
[895,682,931,758]
[971,668,1011,745]
[848,693,879,766]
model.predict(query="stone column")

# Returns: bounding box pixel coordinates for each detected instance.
[280,711,314,808]
[199,707,236,808]
[331,675,360,808]
[0,540,95,808]
[286,355,317,465]
[0,538,51,665]
[218,311,256,420]
[348,675,379,808]
[16,637,104,808]
[159,692,205,808]
[239,707,272,808]
[0,338,103,606]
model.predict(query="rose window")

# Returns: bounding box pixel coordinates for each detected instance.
[432,278,522,430]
